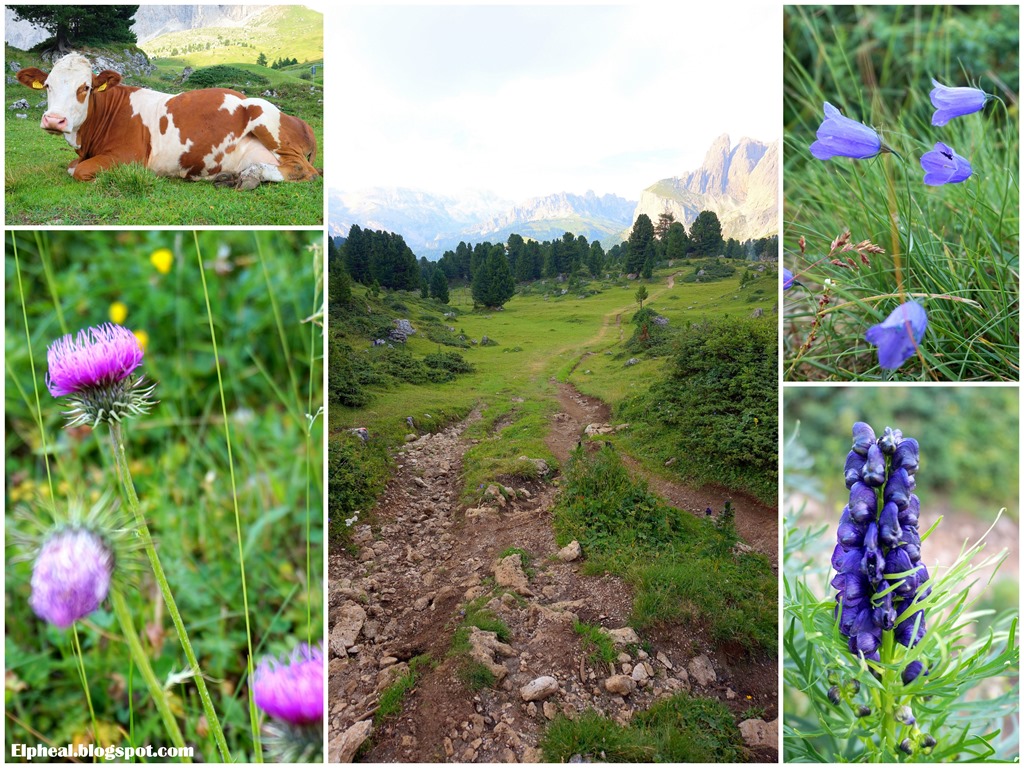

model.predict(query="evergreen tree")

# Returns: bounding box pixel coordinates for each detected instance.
[430,268,450,304]
[655,210,676,240]
[664,221,689,261]
[256,52,268,67]
[641,252,654,279]
[725,238,744,259]
[587,241,605,277]
[507,234,525,278]
[689,210,725,256]
[342,225,371,284]
[635,285,648,309]
[472,249,515,308]
[12,5,138,52]
[626,214,656,274]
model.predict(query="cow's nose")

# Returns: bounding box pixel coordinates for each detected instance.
[41,113,67,132]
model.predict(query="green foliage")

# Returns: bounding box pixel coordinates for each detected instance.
[327,433,390,547]
[375,655,433,723]
[687,211,724,256]
[573,620,619,664]
[186,64,270,88]
[783,4,1018,381]
[553,447,776,653]
[682,258,737,283]
[429,268,450,304]
[540,694,745,762]
[12,5,138,48]
[634,285,648,308]
[423,351,474,377]
[626,214,656,274]
[621,315,777,502]
[256,51,268,67]
[471,248,516,309]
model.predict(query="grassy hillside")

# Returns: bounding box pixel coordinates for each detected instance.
[142,5,323,68]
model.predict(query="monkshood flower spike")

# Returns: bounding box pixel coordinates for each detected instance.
[920,142,973,186]
[254,643,324,762]
[864,301,928,371]
[47,323,157,428]
[929,79,988,126]
[810,102,886,161]
[832,421,928,679]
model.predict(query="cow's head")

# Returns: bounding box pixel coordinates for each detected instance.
[17,54,121,136]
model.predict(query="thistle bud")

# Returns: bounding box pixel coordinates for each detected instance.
[30,528,114,628]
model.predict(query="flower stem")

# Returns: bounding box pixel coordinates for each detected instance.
[107,421,231,761]
[71,624,101,750]
[109,588,190,758]
[879,629,897,760]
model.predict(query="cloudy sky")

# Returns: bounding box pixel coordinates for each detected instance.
[327,4,780,200]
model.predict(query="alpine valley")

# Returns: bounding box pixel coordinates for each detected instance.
[330,134,778,258]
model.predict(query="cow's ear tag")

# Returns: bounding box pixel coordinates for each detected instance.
[96,82,107,92]
[32,81,44,89]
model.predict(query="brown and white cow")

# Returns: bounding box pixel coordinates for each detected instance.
[17,53,319,189]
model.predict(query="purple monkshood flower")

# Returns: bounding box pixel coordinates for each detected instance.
[46,323,143,397]
[864,301,928,371]
[30,528,114,628]
[253,643,324,725]
[920,142,973,186]
[833,423,929,674]
[929,79,988,127]
[810,102,883,161]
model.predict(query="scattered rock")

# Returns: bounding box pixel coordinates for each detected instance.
[330,719,372,763]
[517,456,550,476]
[687,654,717,687]
[604,675,636,696]
[330,603,366,657]
[557,540,582,562]
[664,457,677,467]
[520,676,559,702]
[624,358,640,366]
[467,627,516,682]
[656,652,673,670]
[603,627,640,647]
[631,664,650,684]
[9,98,30,110]
[494,553,533,596]
[739,718,779,749]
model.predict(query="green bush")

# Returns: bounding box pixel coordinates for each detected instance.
[328,433,390,545]
[186,65,269,88]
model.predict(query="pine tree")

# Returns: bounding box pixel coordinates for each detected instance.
[430,268,450,304]
[689,211,725,256]
[626,214,656,275]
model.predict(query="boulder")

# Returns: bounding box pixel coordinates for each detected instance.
[330,719,373,763]
[604,675,635,696]
[520,676,559,702]
[687,654,717,687]
[557,540,582,562]
[495,554,532,595]
[329,602,366,657]
[739,718,779,749]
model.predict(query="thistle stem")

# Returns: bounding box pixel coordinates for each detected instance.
[107,421,231,761]
[109,588,190,758]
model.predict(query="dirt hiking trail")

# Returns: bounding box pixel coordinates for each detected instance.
[329,389,778,762]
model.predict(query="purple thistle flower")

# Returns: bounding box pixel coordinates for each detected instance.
[30,528,113,628]
[46,323,156,428]
[46,323,143,397]
[810,102,883,161]
[920,142,973,186]
[929,79,987,126]
[253,643,324,726]
[864,301,928,371]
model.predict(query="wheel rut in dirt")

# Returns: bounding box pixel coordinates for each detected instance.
[329,391,778,762]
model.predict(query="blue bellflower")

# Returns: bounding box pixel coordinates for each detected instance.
[864,301,928,370]
[920,142,973,186]
[810,103,883,161]
[783,268,795,290]
[929,79,987,126]
[833,423,929,682]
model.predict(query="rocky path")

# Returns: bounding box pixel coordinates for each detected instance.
[329,391,778,763]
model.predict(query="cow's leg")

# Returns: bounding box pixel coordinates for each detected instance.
[71,155,120,181]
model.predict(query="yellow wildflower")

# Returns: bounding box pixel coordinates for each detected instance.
[150,248,173,274]
[109,301,128,325]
